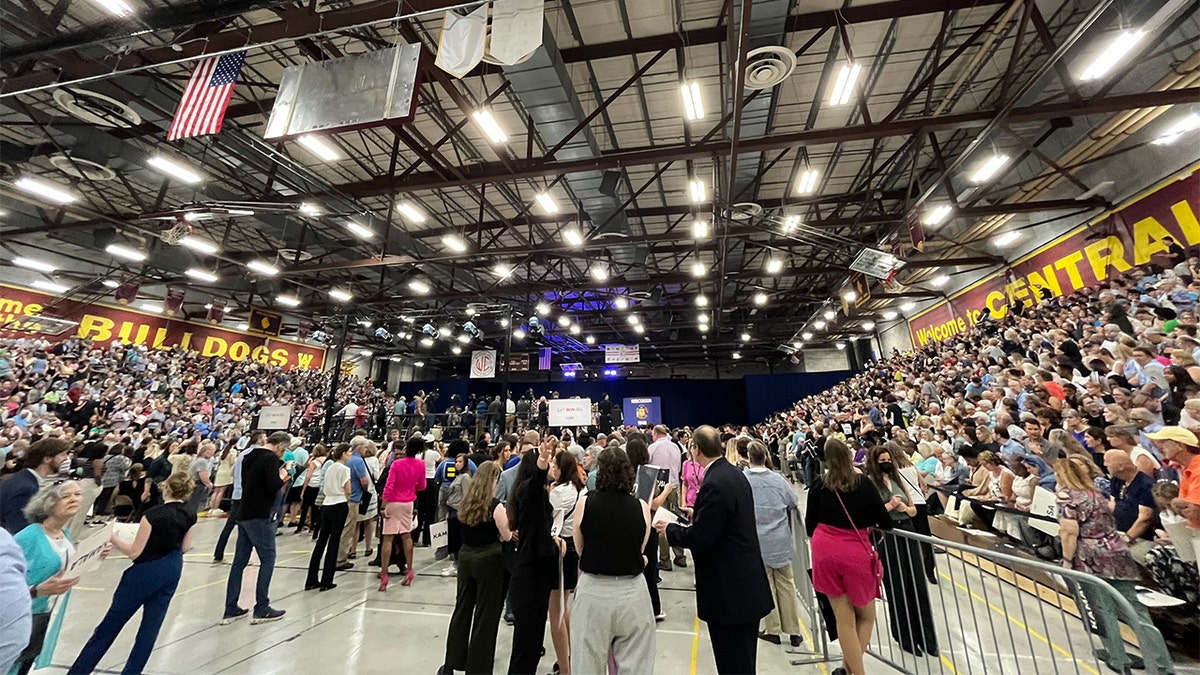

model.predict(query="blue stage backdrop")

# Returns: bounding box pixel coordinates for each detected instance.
[390,370,853,428]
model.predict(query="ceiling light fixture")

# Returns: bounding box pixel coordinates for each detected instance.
[842,289,857,302]
[147,155,203,184]
[494,263,513,277]
[801,331,813,340]
[614,297,629,309]
[246,260,279,276]
[794,169,819,195]
[1153,113,1200,145]
[969,154,1010,184]
[536,303,550,315]
[931,274,950,287]
[882,310,897,320]
[421,337,435,347]
[472,109,508,144]
[680,81,705,121]
[698,313,709,323]
[753,292,767,306]
[993,231,1022,248]
[101,279,120,288]
[14,176,76,204]
[513,329,526,340]
[633,324,645,334]
[765,258,783,274]
[698,323,709,333]
[689,179,706,204]
[185,268,218,283]
[696,295,709,307]
[823,309,836,321]
[690,261,706,277]
[628,315,640,326]
[457,333,471,344]
[345,220,375,240]
[180,236,218,255]
[828,62,862,106]
[13,256,57,273]
[782,215,801,233]
[862,321,875,331]
[562,228,584,247]
[692,219,709,239]
[92,0,133,16]
[31,279,70,294]
[569,324,581,335]
[414,361,426,367]
[814,320,827,330]
[557,315,571,328]
[451,346,462,355]
[329,288,353,303]
[296,135,340,162]
[275,294,301,307]
[442,234,468,253]
[901,301,916,311]
[396,202,427,223]
[140,302,163,313]
[1080,30,1144,81]
[585,335,595,344]
[740,332,751,342]
[924,205,954,227]
[298,202,321,217]
[408,279,431,294]
[732,351,742,360]
[105,244,145,262]
[591,266,609,282]
[835,342,846,350]
[535,192,559,214]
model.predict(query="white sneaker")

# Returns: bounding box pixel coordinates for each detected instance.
[440,565,457,577]
[208,508,224,517]
[654,611,666,623]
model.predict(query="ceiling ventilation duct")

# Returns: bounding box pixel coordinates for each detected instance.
[49,154,117,181]
[52,89,141,128]
[744,46,797,91]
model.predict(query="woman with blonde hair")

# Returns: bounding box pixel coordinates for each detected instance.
[439,461,506,675]
[1102,403,1130,427]
[1169,349,1200,382]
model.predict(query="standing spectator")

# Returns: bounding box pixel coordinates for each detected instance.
[0,527,32,674]
[416,437,442,547]
[648,424,686,570]
[185,442,215,516]
[744,440,803,652]
[94,444,131,519]
[656,425,773,675]
[547,451,583,674]
[306,444,349,592]
[1,438,70,535]
[505,442,559,675]
[336,439,371,570]
[806,438,892,675]
[293,444,327,534]
[212,431,264,563]
[571,447,656,675]
[221,430,288,625]
[69,472,197,674]
[208,444,237,515]
[68,436,107,536]
[380,437,427,590]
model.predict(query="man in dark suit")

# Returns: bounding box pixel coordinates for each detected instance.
[655,425,773,674]
[1,438,70,535]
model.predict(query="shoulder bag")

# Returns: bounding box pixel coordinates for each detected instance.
[834,490,885,598]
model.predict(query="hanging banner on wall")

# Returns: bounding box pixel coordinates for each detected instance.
[0,284,325,370]
[605,344,640,363]
[623,397,662,427]
[470,349,497,378]
[908,170,1200,347]
[505,352,530,372]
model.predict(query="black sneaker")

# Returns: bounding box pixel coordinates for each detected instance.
[674,555,687,568]
[757,632,781,645]
[251,608,286,624]
[220,607,249,625]
[336,562,354,571]
[786,635,804,653]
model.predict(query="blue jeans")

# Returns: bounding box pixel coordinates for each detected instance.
[224,518,277,615]
[69,550,182,674]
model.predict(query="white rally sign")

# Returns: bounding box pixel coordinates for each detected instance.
[470,349,497,378]
[604,344,640,364]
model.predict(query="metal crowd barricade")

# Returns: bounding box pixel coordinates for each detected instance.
[789,514,1176,674]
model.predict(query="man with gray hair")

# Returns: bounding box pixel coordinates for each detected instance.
[648,424,686,569]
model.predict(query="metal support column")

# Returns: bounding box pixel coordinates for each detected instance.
[320,313,349,444]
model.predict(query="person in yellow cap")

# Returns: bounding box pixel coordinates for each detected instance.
[1146,426,1200,527]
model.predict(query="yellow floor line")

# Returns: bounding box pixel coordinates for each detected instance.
[176,578,224,596]
[689,616,700,675]
[792,609,830,675]
[940,571,1098,675]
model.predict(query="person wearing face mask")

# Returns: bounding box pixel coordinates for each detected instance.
[865,446,939,658]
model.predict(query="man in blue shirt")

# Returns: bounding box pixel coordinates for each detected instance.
[337,440,372,569]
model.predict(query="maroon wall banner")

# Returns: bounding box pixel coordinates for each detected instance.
[909,170,1200,347]
[0,284,326,370]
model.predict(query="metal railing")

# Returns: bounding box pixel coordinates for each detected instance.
[790,517,1176,674]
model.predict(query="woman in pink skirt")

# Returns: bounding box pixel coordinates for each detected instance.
[804,438,893,675]
[380,437,428,590]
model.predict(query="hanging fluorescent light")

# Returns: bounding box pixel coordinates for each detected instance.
[13,256,57,273]
[782,215,801,233]
[814,320,827,330]
[570,324,581,335]
[969,154,1010,184]
[823,309,836,320]
[628,315,640,326]
[236,322,250,331]
[14,176,76,204]
[993,231,1022,248]
[923,205,953,227]
[101,279,120,288]
[862,321,876,331]
[408,279,431,294]
[765,258,783,274]
[698,323,709,333]
[451,346,462,355]
[882,310,897,320]
[828,62,862,106]
[438,326,453,339]
[185,268,218,283]
[396,202,427,223]
[689,179,706,203]
[696,295,709,307]
[91,0,132,16]
[562,228,584,247]
[794,169,819,195]
[842,289,857,302]
[633,324,645,335]
[147,155,203,184]
[536,303,551,315]
[442,234,468,253]
[246,260,279,276]
[835,342,846,350]
[180,236,218,255]
[613,297,629,310]
[344,220,375,240]
[1080,30,1144,81]
[585,335,595,344]
[140,302,163,313]
[457,333,471,344]
[329,288,353,303]
[104,244,145,262]
[557,315,571,328]
[901,301,916,311]
[299,202,321,217]
[698,313,709,324]
[32,280,69,294]
[534,192,559,214]
[296,135,340,162]
[472,109,508,144]
[414,361,426,367]
[360,349,374,357]
[740,332,751,342]
[692,219,709,239]
[680,81,705,121]
[512,329,526,340]
[753,292,767,306]
[801,331,813,340]
[421,337,435,347]
[691,261,706,277]
[732,351,742,360]
[1153,113,1200,145]
[931,274,950,287]
[591,266,609,282]
[494,263,513,277]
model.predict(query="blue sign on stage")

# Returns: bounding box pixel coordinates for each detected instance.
[623,397,662,427]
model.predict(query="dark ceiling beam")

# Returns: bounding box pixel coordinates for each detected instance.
[332,88,1200,197]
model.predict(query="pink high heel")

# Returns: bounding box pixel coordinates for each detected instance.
[401,569,415,587]
[378,573,389,592]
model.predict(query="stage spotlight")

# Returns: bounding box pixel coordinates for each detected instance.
[528,316,544,337]
[374,326,393,341]
[422,322,437,337]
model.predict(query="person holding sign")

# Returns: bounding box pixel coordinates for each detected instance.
[12,482,87,675]
[70,472,197,675]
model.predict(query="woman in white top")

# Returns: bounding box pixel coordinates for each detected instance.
[294,445,327,535]
[307,445,351,591]
[891,443,937,584]
[547,450,584,675]
[1002,461,1037,539]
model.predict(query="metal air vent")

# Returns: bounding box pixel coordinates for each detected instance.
[49,155,117,181]
[278,248,314,262]
[730,202,764,220]
[743,46,797,91]
[52,89,141,128]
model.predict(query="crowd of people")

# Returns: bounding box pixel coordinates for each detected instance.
[0,252,1197,675]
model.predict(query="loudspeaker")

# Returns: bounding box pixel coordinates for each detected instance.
[599,170,621,197]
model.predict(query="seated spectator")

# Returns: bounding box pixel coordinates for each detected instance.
[1102,450,1157,562]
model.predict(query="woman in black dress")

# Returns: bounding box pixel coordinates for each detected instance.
[505,439,560,674]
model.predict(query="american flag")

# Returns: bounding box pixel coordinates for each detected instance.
[167,51,247,141]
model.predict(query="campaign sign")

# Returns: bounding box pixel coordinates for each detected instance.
[623,397,662,426]
[548,398,592,426]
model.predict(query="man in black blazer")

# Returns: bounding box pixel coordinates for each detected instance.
[655,425,773,674]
